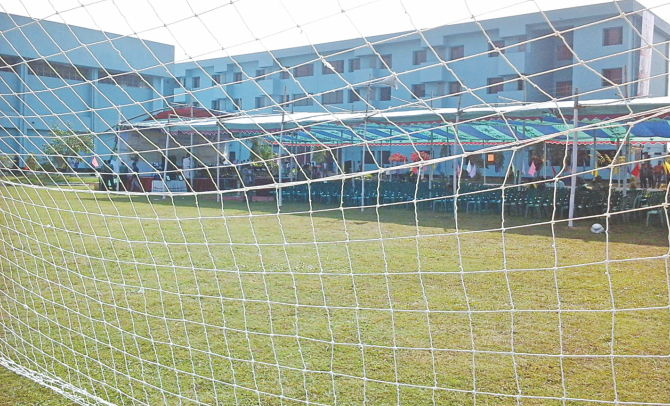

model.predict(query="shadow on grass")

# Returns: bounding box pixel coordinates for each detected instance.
[98,193,670,249]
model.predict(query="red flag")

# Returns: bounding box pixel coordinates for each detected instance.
[552,166,557,176]
[92,157,99,168]
[631,163,640,177]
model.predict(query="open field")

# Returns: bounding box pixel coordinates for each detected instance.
[1,184,670,405]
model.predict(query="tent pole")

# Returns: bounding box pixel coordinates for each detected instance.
[361,82,370,212]
[453,94,462,217]
[543,141,547,180]
[429,130,434,189]
[189,132,194,185]
[591,130,597,182]
[389,133,392,183]
[568,91,579,227]
[278,87,286,207]
[216,123,221,203]
[623,135,630,197]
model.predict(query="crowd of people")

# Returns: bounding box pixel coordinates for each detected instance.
[639,162,667,189]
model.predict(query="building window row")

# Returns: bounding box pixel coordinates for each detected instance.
[99,70,152,89]
[323,60,344,75]
[322,90,343,105]
[28,60,89,82]
[0,55,21,73]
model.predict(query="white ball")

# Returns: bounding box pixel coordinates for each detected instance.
[590,223,605,234]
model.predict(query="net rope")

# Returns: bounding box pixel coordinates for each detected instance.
[0,0,670,405]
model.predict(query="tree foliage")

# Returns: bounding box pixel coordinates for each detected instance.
[42,125,94,169]
[248,137,277,169]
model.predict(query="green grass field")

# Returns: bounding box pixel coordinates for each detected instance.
[1,184,669,405]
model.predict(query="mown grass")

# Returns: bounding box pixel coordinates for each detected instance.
[0,184,669,405]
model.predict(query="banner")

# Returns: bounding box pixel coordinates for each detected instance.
[637,11,655,97]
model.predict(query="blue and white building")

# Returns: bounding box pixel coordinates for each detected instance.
[2,0,670,176]
[0,12,174,162]
[175,0,670,114]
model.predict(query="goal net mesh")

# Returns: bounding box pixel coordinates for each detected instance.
[0,0,669,405]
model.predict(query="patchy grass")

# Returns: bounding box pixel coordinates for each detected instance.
[1,186,669,405]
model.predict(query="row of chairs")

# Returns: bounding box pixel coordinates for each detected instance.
[275,181,668,225]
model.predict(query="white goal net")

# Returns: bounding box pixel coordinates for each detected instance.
[1,0,670,405]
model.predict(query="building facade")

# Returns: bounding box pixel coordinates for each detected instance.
[0,12,174,161]
[174,1,670,115]
[1,0,669,168]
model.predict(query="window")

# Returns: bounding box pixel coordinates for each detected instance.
[364,150,375,164]
[192,101,200,108]
[379,87,392,101]
[279,94,290,105]
[322,60,344,74]
[255,69,266,80]
[232,98,242,111]
[293,64,314,77]
[602,67,623,86]
[293,93,314,106]
[380,54,392,69]
[211,100,220,110]
[28,60,88,81]
[192,77,200,88]
[411,84,426,99]
[556,81,572,98]
[381,150,391,165]
[99,70,150,88]
[517,37,527,52]
[348,89,360,103]
[449,81,461,94]
[322,90,343,105]
[413,50,427,65]
[603,27,623,46]
[557,43,572,61]
[0,55,20,73]
[177,77,186,87]
[489,40,505,57]
[349,58,360,72]
[450,46,464,60]
[516,76,525,91]
[255,96,267,109]
[280,70,290,79]
[212,74,221,85]
[233,72,242,82]
[487,77,504,94]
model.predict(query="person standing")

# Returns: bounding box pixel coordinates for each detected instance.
[129,161,143,192]
[654,161,665,188]
[640,163,651,188]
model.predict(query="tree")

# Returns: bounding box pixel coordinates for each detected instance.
[42,125,94,170]
[248,137,277,170]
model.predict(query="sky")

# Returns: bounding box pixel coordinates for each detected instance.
[2,0,670,63]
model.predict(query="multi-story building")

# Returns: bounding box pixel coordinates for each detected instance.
[1,0,670,168]
[0,12,174,160]
[174,0,670,115]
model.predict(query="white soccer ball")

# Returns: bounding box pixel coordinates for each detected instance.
[590,223,605,234]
